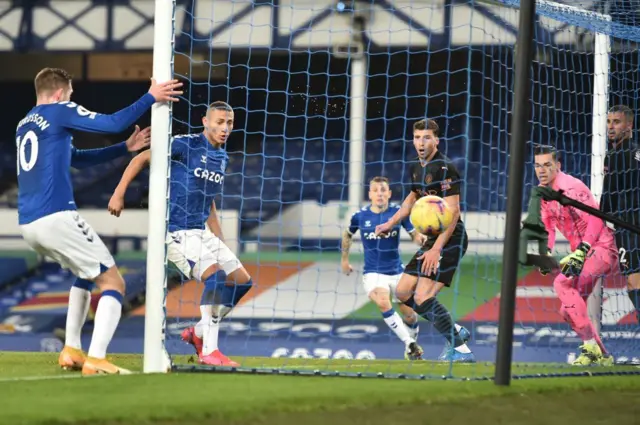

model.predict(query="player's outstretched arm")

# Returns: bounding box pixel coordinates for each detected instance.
[375,191,417,236]
[71,126,150,170]
[206,200,225,242]
[61,79,182,134]
[407,228,427,246]
[400,212,427,246]
[108,149,151,217]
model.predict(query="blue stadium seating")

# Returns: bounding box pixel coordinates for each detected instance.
[0,260,147,320]
[0,258,30,292]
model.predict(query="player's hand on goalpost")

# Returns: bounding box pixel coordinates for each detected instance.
[125,125,151,152]
[148,78,184,103]
[341,260,353,276]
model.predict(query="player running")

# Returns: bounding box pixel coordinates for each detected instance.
[16,67,182,375]
[375,119,473,363]
[108,101,252,367]
[341,177,425,359]
[535,145,615,366]
[601,105,640,324]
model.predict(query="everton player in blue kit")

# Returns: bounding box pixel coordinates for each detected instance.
[341,177,425,359]
[109,101,252,367]
[15,68,182,375]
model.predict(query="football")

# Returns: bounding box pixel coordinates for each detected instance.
[410,195,454,235]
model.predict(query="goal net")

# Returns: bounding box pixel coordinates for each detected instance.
[144,0,640,378]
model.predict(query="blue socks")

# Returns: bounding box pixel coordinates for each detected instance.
[102,289,123,304]
[200,271,253,308]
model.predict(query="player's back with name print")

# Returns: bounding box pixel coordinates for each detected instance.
[15,102,90,224]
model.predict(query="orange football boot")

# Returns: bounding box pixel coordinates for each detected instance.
[81,357,132,376]
[58,346,86,371]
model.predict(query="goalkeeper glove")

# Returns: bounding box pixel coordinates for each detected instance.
[559,242,591,277]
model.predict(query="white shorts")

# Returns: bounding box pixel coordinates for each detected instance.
[20,211,115,280]
[166,228,242,281]
[362,273,401,302]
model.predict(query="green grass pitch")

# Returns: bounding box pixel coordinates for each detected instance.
[1,352,639,425]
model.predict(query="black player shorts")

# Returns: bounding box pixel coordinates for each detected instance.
[615,228,640,275]
[403,228,468,286]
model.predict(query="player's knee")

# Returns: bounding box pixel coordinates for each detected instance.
[370,292,392,312]
[226,266,251,285]
[413,278,443,305]
[413,292,435,306]
[202,269,253,308]
[395,277,417,302]
[94,265,125,295]
[200,264,220,282]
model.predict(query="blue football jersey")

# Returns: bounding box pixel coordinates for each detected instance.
[348,204,415,275]
[168,133,228,232]
[15,94,155,225]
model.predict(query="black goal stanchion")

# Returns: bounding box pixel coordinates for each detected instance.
[495,0,537,386]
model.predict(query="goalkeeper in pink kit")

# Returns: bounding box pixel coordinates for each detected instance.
[534,145,616,366]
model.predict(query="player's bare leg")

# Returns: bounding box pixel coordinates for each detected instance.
[182,264,252,367]
[81,266,131,376]
[627,272,640,324]
[368,287,422,359]
[397,274,474,362]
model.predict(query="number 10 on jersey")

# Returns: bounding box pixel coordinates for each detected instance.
[16,130,39,175]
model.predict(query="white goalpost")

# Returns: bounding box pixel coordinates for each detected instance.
[144,0,175,374]
[588,23,611,336]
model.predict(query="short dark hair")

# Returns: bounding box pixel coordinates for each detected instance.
[413,119,439,136]
[208,101,233,113]
[370,176,389,185]
[608,105,634,122]
[34,68,72,96]
[534,144,558,161]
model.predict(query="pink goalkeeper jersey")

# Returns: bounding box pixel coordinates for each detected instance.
[540,171,616,253]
